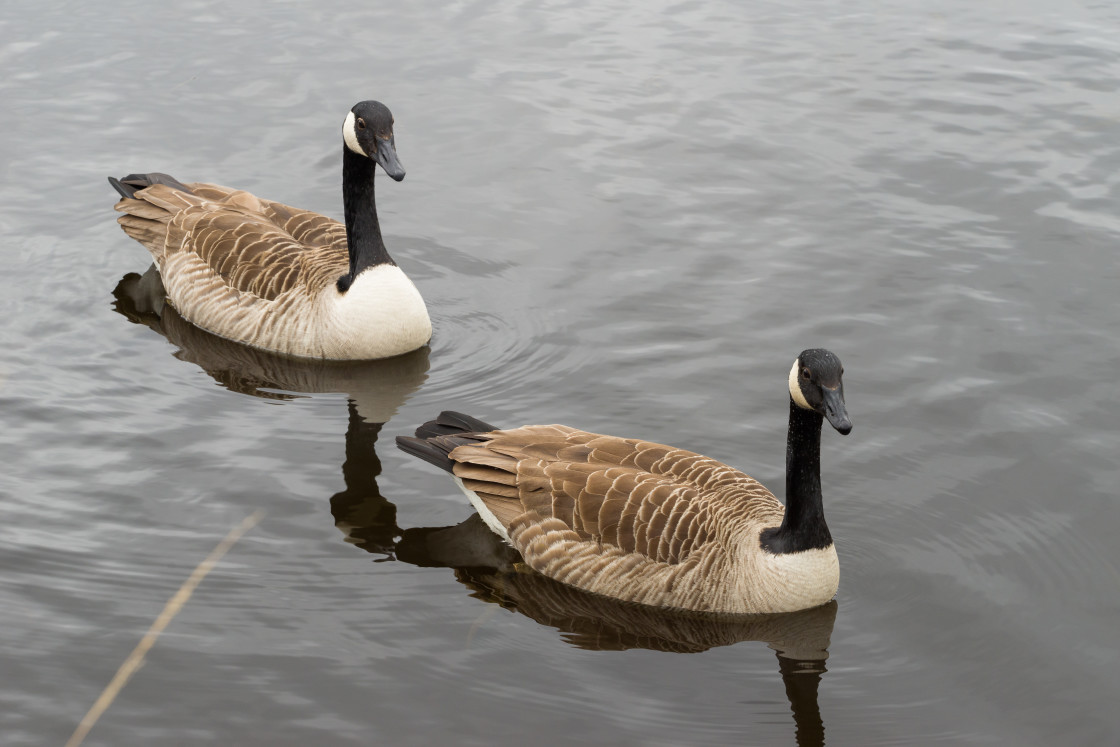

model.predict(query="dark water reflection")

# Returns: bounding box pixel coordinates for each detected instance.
[113,267,834,745]
[112,265,432,416]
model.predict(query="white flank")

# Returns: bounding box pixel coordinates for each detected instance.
[342,111,365,155]
[788,359,812,409]
[453,476,512,545]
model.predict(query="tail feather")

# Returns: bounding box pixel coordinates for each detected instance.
[396,435,455,472]
[108,176,137,199]
[396,411,501,474]
[415,410,498,439]
[108,172,193,200]
[109,172,199,259]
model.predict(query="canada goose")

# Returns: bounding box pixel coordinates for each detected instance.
[396,349,853,614]
[107,100,431,360]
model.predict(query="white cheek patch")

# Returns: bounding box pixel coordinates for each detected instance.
[343,111,365,155]
[789,359,813,409]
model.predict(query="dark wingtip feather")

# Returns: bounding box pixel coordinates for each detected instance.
[108,176,137,199]
[418,411,497,437]
[399,412,501,472]
[396,435,456,473]
[108,172,194,200]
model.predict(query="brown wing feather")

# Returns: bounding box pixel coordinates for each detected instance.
[114,183,348,302]
[447,425,782,570]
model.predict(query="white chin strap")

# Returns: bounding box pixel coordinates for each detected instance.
[788,359,812,409]
[343,111,365,155]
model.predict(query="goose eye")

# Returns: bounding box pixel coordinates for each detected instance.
[356,118,366,130]
[801,368,811,380]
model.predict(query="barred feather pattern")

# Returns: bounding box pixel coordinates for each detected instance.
[447,425,840,614]
[113,182,430,360]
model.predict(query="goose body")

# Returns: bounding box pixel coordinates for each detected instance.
[397,349,853,615]
[108,101,431,360]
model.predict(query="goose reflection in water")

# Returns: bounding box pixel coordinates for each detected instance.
[112,266,836,747]
[112,265,431,420]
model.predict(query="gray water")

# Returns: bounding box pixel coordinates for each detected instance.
[2,1,1119,744]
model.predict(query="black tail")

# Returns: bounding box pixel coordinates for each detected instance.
[396,411,499,474]
[415,411,497,438]
[108,172,193,200]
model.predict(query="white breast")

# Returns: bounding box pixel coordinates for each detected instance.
[756,544,840,612]
[319,264,432,359]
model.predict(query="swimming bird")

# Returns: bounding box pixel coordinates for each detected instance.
[396,349,853,615]
[108,100,431,360]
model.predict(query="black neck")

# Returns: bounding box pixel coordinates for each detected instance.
[338,147,394,292]
[760,400,833,554]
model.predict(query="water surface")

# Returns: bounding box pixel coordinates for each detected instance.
[2,1,1119,744]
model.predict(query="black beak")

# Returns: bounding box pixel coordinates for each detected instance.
[821,387,852,435]
[374,136,406,181]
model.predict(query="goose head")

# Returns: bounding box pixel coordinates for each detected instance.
[788,348,852,435]
[343,100,406,181]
